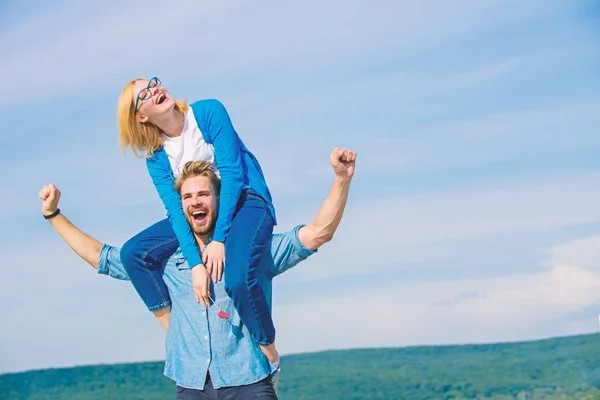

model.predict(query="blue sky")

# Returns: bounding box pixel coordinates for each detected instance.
[1,0,600,374]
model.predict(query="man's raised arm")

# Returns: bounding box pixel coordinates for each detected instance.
[39,183,103,269]
[298,147,356,250]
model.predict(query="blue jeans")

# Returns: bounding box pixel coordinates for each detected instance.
[176,375,277,400]
[224,190,275,346]
[120,218,178,311]
[120,189,276,345]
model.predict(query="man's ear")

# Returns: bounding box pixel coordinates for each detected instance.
[136,114,149,123]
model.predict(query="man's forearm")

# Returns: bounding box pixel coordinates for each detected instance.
[47,214,103,269]
[299,176,352,250]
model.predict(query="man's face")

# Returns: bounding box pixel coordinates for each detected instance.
[180,175,219,236]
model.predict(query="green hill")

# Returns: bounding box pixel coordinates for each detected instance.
[2,333,600,400]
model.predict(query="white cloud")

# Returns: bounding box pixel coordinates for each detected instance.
[273,235,600,355]
[232,57,600,192]
[0,0,224,106]
[543,235,600,273]
[0,0,575,108]
[274,170,600,283]
[332,98,600,178]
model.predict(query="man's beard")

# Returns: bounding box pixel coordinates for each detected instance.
[192,221,215,236]
[186,209,217,236]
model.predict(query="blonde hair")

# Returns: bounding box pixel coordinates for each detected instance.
[174,161,221,195]
[117,78,189,158]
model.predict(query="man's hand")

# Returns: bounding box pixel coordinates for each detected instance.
[39,183,61,215]
[330,148,356,178]
[37,183,103,270]
[297,147,356,251]
[202,240,225,283]
[191,264,211,307]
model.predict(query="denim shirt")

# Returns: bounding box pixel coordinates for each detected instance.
[98,225,315,390]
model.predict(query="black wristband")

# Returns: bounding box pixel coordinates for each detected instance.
[43,208,61,220]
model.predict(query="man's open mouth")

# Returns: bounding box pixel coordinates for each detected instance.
[156,92,167,105]
[191,210,207,223]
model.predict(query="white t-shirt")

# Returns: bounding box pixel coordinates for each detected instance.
[161,108,217,178]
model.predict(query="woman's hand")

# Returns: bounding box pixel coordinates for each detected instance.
[203,240,225,283]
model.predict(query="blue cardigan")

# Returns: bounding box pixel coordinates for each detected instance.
[145,99,276,269]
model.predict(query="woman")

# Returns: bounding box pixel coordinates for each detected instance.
[116,77,280,366]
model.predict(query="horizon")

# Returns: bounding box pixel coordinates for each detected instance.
[4,331,597,376]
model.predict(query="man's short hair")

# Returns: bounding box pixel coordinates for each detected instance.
[173,161,221,195]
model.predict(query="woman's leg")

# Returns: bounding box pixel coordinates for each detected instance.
[120,218,179,329]
[223,192,276,360]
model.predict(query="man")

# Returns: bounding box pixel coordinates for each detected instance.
[39,148,356,399]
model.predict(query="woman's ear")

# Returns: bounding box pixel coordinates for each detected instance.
[136,114,149,123]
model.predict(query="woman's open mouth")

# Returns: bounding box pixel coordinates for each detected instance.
[156,92,168,105]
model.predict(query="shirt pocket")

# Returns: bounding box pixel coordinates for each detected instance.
[164,257,193,296]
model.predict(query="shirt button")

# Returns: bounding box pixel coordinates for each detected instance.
[204,335,208,340]
[206,359,210,363]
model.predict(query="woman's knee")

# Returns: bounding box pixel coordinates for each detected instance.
[120,236,144,269]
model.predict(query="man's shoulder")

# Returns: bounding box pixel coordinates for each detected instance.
[269,225,317,277]
[270,225,303,248]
